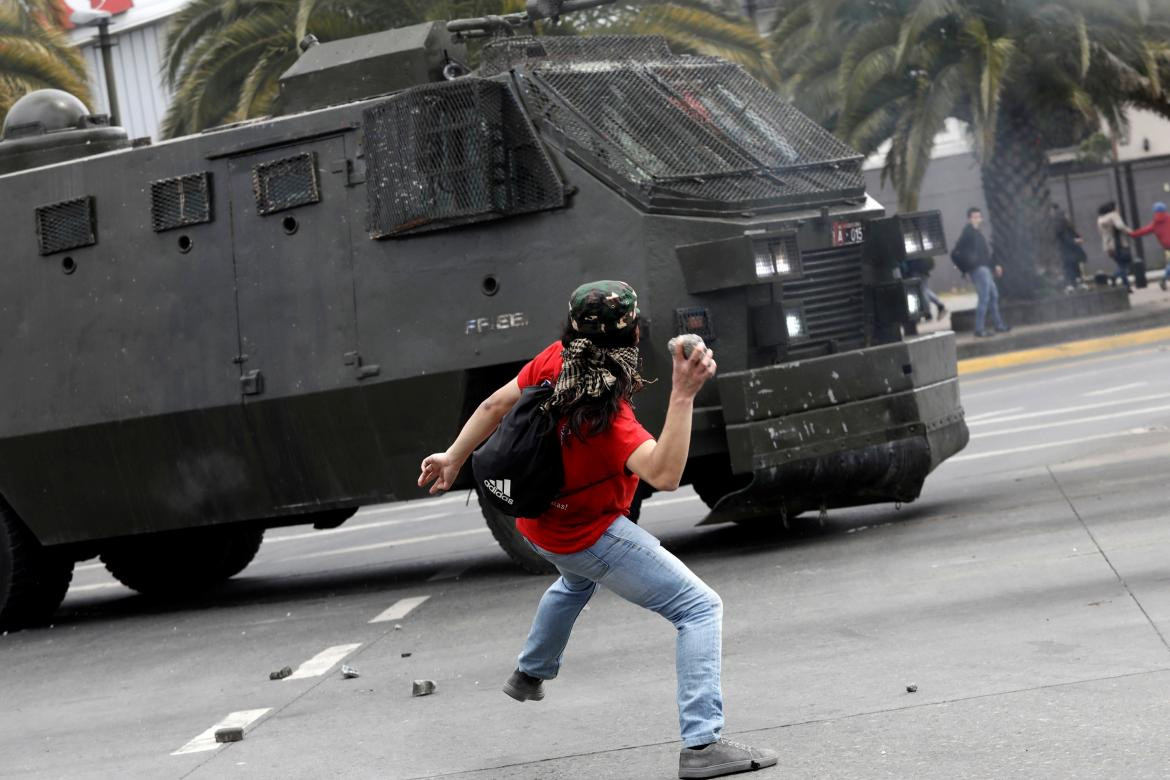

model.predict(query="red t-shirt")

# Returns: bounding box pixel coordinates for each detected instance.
[514,342,654,554]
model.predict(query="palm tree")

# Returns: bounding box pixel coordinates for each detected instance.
[770,0,1170,297]
[0,0,93,129]
[161,0,772,138]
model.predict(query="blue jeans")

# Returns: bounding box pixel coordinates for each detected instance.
[972,265,1006,333]
[518,516,724,747]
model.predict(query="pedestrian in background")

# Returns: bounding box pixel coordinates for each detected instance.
[951,207,1009,338]
[1130,202,1170,291]
[1053,204,1087,290]
[902,256,946,320]
[418,281,778,780]
[1097,201,1134,292]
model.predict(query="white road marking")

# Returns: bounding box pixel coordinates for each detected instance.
[961,345,1166,393]
[265,511,457,543]
[356,494,473,517]
[285,643,363,681]
[370,595,431,624]
[68,582,124,594]
[970,403,1170,440]
[642,494,702,508]
[1083,382,1148,398]
[965,407,1025,423]
[967,392,1170,428]
[171,709,271,755]
[951,427,1161,462]
[427,564,469,582]
[74,562,104,572]
[279,528,489,562]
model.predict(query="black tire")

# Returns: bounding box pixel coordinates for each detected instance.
[101,525,264,597]
[0,503,74,630]
[479,499,556,575]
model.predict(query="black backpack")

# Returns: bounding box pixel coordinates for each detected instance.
[472,381,564,517]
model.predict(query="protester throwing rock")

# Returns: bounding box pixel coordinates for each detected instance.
[418,280,778,779]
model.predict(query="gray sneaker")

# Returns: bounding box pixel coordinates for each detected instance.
[678,737,778,778]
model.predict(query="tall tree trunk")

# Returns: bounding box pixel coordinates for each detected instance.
[980,103,1057,299]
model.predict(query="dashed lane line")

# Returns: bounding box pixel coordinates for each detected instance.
[171,709,271,756]
[1084,382,1148,398]
[265,511,458,543]
[370,595,431,624]
[970,403,1170,440]
[285,643,363,681]
[642,494,702,509]
[950,427,1163,462]
[277,528,489,563]
[964,407,1025,423]
[355,494,472,516]
[967,392,1170,428]
[68,582,124,594]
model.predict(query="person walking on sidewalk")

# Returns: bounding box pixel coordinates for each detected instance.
[1129,202,1170,291]
[418,281,778,780]
[1053,204,1087,290]
[952,207,1009,337]
[1097,201,1134,292]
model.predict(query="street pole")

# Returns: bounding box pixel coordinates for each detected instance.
[96,18,120,127]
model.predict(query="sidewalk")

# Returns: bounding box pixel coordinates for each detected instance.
[921,283,1170,361]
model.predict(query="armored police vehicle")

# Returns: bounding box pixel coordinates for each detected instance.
[0,0,966,627]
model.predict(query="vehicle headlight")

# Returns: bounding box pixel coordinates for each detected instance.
[786,311,805,340]
[906,291,922,319]
[752,235,801,279]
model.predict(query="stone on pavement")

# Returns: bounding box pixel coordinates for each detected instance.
[214,727,244,744]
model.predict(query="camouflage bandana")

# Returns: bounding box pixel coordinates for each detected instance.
[545,339,650,412]
[568,280,639,335]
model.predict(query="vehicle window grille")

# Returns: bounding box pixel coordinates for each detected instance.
[252,153,320,215]
[781,244,865,358]
[362,78,565,238]
[901,211,946,254]
[480,35,673,76]
[34,197,96,256]
[151,172,213,232]
[521,54,864,212]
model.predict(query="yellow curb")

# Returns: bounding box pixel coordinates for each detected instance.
[958,325,1170,376]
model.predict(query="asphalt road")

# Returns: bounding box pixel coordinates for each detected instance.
[3,339,1170,779]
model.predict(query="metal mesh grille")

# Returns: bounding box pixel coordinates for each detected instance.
[151,173,213,232]
[35,197,95,256]
[480,35,673,76]
[363,78,565,238]
[252,153,320,215]
[521,55,864,212]
[899,211,946,255]
[781,244,865,357]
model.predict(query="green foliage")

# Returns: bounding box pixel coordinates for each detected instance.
[1076,131,1113,166]
[0,0,93,127]
[160,0,772,138]
[770,0,1170,210]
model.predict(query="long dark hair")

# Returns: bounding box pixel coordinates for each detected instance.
[557,318,639,442]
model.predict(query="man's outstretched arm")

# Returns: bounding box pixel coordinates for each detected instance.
[418,379,522,494]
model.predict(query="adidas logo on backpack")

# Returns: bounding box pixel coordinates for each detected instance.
[483,479,514,505]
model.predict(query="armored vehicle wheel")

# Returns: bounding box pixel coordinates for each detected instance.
[0,504,74,630]
[101,525,264,597]
[479,501,556,575]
